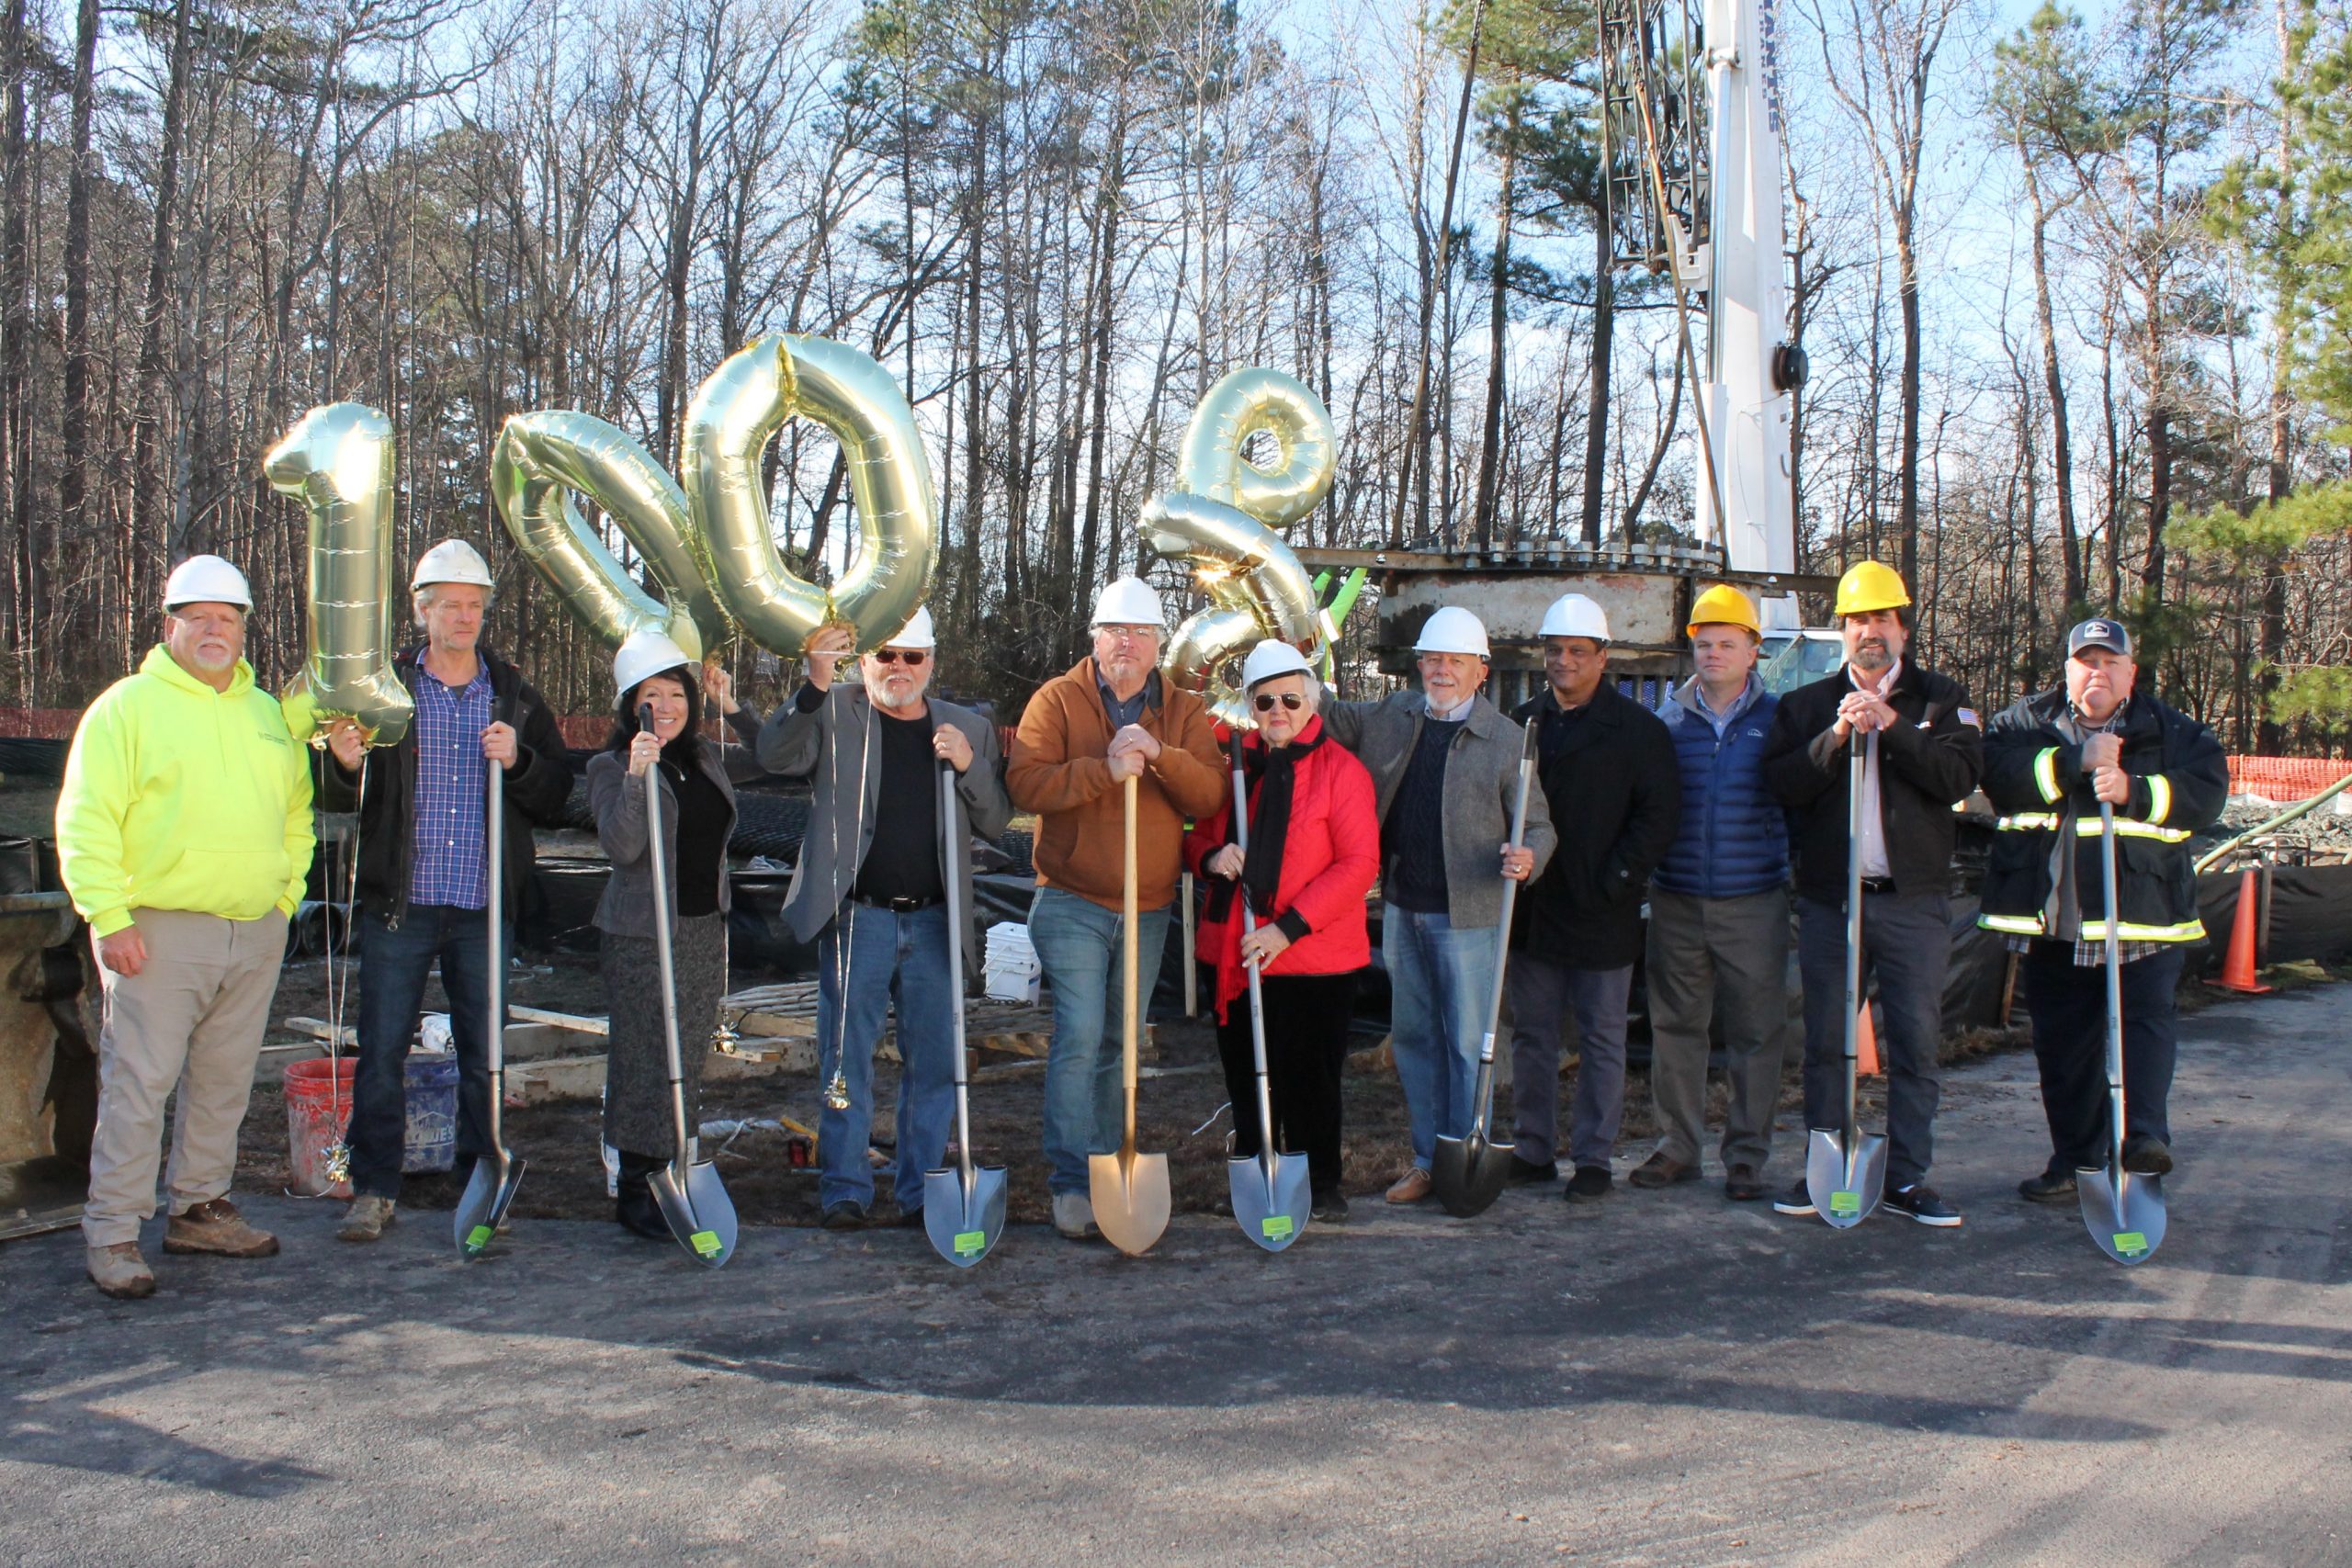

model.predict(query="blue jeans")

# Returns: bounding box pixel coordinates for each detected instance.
[1382,903,1498,1169]
[348,903,501,1200]
[815,902,957,1213]
[1029,886,1172,1195]
[1796,892,1948,1188]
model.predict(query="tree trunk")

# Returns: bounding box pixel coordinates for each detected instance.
[1472,110,1516,553]
[2022,159,2083,608]
[59,0,101,655]
[1579,206,1613,545]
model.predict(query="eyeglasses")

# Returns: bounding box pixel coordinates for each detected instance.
[1252,692,1305,713]
[871,649,928,666]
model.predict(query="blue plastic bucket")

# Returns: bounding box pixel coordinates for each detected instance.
[401,1050,459,1174]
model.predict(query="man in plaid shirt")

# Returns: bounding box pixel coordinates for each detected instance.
[1977,618,2228,1204]
[319,541,574,1243]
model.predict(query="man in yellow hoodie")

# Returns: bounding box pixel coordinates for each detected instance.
[55,555,315,1299]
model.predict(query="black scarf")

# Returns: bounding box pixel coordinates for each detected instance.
[1207,720,1325,923]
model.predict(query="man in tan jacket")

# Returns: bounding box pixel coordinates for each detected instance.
[1007,577,1225,1238]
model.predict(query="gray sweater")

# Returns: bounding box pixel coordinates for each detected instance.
[586,708,767,939]
[1317,689,1556,930]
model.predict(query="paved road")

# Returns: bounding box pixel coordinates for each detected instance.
[5,987,2348,1566]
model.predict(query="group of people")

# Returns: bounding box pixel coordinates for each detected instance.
[53,540,2229,1298]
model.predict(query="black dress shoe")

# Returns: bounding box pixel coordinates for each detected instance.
[894,1207,924,1228]
[2018,1168,2078,1204]
[1310,1189,1350,1224]
[616,1185,669,1239]
[1724,1164,1767,1201]
[1563,1166,1614,1203]
[1505,1156,1558,1185]
[2120,1134,2174,1176]
[821,1201,867,1230]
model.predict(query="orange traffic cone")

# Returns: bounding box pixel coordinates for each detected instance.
[1855,1000,1882,1076]
[2206,866,2272,995]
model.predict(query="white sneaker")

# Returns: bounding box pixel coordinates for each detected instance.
[1052,1192,1098,1239]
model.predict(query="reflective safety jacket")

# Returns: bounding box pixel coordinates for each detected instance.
[1976,685,2227,943]
[55,645,315,937]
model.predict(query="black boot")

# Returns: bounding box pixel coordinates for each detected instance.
[616,1152,670,1239]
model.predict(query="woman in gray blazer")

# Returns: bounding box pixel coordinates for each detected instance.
[586,630,764,1237]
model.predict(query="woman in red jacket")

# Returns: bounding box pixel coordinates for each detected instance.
[1185,640,1380,1221]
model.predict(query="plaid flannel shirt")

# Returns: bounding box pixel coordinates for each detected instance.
[407,664,492,910]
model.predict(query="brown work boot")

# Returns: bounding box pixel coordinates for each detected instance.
[164,1198,279,1258]
[1385,1168,1432,1204]
[86,1242,157,1300]
[336,1195,396,1244]
[1628,1151,1701,1190]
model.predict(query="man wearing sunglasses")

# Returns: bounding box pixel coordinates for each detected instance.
[1007,576,1227,1240]
[759,608,1011,1229]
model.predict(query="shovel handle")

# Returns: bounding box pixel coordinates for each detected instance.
[1476,721,1537,1054]
[639,704,691,1181]
[485,760,504,1150]
[1121,772,1140,1157]
[941,755,976,1185]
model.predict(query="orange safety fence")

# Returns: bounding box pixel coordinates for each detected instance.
[2228,756,2352,801]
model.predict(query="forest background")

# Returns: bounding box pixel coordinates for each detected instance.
[3,0,2349,750]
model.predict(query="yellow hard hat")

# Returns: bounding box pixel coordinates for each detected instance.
[1833,559,1911,617]
[1687,583,1760,637]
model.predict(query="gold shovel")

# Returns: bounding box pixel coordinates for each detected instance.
[1090,773,1170,1255]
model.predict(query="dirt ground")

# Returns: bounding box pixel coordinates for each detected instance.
[239,943,2040,1229]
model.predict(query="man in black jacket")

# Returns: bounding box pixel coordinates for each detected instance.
[1506,594,1679,1203]
[316,541,574,1242]
[1762,561,1983,1226]
[1977,618,2227,1201]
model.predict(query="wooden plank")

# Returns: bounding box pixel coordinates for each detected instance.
[509,1004,609,1036]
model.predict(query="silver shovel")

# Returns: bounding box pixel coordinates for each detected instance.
[639,708,737,1268]
[1223,733,1311,1252]
[924,756,1007,1267]
[1433,720,1536,1219]
[455,761,526,1258]
[1806,728,1888,1228]
[2078,798,2166,1264]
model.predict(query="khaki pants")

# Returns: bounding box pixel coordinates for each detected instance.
[83,907,288,1247]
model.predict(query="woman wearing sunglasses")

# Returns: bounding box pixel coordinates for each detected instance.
[1184,639,1380,1221]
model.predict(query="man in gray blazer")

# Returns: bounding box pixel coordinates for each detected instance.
[757,608,1012,1229]
[1317,605,1555,1204]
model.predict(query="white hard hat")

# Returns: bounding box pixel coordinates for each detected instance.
[163,554,252,611]
[1413,605,1489,658]
[614,628,694,697]
[1538,592,1611,642]
[1091,576,1164,628]
[886,606,935,649]
[1240,638,1315,690]
[412,539,494,590]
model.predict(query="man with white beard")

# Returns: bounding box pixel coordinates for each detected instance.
[759,611,1010,1229]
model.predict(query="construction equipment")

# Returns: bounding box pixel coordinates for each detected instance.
[454,763,526,1258]
[923,757,1008,1267]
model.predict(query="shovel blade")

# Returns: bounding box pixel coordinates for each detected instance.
[1431,1128,1514,1218]
[922,1163,1009,1268]
[452,1151,526,1259]
[1227,1150,1312,1252]
[650,1160,738,1269]
[2076,1165,2165,1265]
[1804,1127,1887,1229]
[1089,1150,1170,1257]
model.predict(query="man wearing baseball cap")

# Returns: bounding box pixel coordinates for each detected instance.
[56,556,314,1297]
[1978,617,2227,1201]
[316,540,575,1243]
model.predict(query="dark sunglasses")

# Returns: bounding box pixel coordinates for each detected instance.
[871,649,928,666]
[1252,692,1305,713]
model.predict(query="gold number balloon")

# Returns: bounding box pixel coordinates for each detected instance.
[489,412,729,660]
[492,333,936,660]
[1145,368,1339,727]
[266,402,414,747]
[684,333,936,656]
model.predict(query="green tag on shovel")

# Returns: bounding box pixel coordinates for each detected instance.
[465,1224,492,1249]
[690,1230,720,1257]
[954,1230,986,1256]
[2113,1231,2148,1257]
[1829,1190,1860,1217]
[1261,1215,1295,1240]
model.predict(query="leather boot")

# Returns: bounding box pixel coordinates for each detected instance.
[615,1152,670,1239]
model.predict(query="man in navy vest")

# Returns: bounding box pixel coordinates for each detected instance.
[1634,586,1790,1202]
